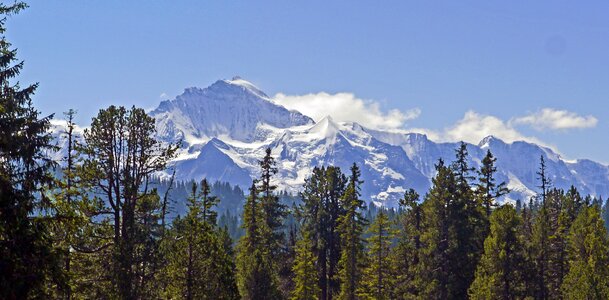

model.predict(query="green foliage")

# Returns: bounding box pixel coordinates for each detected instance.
[476,149,509,217]
[161,181,238,299]
[75,105,178,298]
[291,230,320,300]
[561,205,609,299]
[236,181,281,299]
[299,165,347,299]
[337,163,367,300]
[360,210,395,300]
[0,2,64,298]
[393,189,422,299]
[469,205,526,299]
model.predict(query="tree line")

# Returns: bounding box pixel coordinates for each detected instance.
[2,3,609,299]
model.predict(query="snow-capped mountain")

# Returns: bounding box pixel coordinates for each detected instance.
[150,77,313,145]
[50,77,609,207]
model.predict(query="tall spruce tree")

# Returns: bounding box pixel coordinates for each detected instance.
[162,181,239,299]
[291,230,320,300]
[299,166,347,300]
[0,2,64,298]
[360,210,395,300]
[393,189,422,298]
[468,205,526,299]
[257,148,287,253]
[531,156,552,299]
[337,163,367,300]
[476,149,509,218]
[48,109,89,299]
[451,142,484,298]
[418,159,457,299]
[603,198,609,233]
[561,205,609,299]
[236,181,281,299]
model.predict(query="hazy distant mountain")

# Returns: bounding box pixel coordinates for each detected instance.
[50,77,609,207]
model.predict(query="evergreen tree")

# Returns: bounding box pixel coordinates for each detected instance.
[451,142,484,298]
[418,159,457,299]
[200,178,219,225]
[531,199,550,299]
[393,189,422,299]
[299,166,347,300]
[561,205,609,299]
[476,149,509,218]
[162,181,238,299]
[469,205,526,299]
[360,210,395,300]
[530,156,553,299]
[77,105,177,299]
[236,182,281,299]
[545,187,580,298]
[337,163,367,300]
[47,109,110,299]
[603,197,609,233]
[257,148,287,253]
[291,230,320,300]
[519,201,538,297]
[0,2,64,297]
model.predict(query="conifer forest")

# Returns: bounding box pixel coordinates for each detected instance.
[2,2,609,300]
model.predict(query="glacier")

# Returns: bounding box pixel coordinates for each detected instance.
[51,77,609,207]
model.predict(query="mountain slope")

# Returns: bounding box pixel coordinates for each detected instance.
[150,76,313,145]
[50,77,609,207]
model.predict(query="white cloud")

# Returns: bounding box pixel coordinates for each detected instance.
[160,92,168,99]
[271,91,593,153]
[511,108,598,131]
[273,92,420,131]
[438,110,546,146]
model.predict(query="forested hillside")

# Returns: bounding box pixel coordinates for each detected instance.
[2,3,609,299]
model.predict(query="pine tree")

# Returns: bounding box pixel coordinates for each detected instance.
[360,210,395,300]
[291,230,320,300]
[530,156,553,299]
[0,2,64,297]
[337,163,367,300]
[236,182,281,299]
[200,178,219,225]
[469,205,526,299]
[519,201,538,297]
[258,148,287,252]
[545,187,580,298]
[299,166,347,300]
[602,198,609,233]
[162,181,238,299]
[451,142,484,298]
[48,109,89,299]
[561,205,609,299]
[418,159,456,299]
[476,149,509,218]
[77,105,177,299]
[393,189,422,298]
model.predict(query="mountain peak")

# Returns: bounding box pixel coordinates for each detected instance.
[309,115,341,139]
[478,135,500,148]
[150,78,313,144]
[211,76,268,99]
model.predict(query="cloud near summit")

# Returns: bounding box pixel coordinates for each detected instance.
[273,91,598,152]
[273,92,421,131]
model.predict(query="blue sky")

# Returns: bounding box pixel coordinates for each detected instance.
[8,1,609,163]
